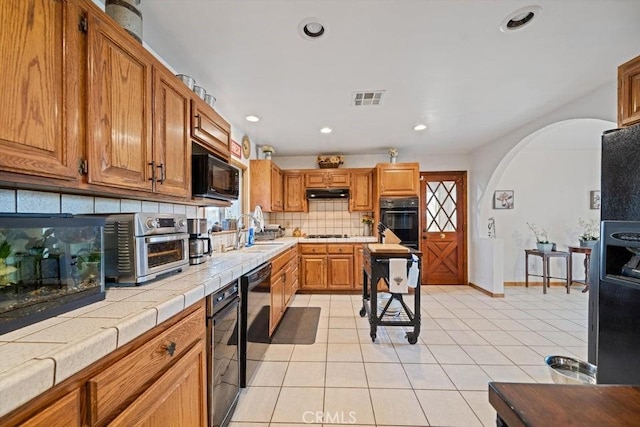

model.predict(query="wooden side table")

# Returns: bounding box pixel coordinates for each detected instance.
[568,245,592,293]
[525,249,570,294]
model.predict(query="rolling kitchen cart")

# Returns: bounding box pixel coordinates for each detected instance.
[359,243,422,344]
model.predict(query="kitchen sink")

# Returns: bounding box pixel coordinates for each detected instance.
[253,241,286,246]
[242,244,284,252]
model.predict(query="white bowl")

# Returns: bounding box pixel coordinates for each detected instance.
[377,292,401,315]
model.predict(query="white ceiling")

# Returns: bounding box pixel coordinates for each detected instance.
[139,0,640,157]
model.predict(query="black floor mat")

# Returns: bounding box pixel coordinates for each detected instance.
[247,306,321,345]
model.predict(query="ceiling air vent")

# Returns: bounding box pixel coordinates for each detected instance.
[353,90,385,106]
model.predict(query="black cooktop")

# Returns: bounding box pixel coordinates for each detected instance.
[306,234,348,238]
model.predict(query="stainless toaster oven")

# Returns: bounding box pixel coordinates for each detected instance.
[100,213,189,284]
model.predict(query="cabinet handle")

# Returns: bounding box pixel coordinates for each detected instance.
[157,163,166,183]
[148,161,156,182]
[165,341,177,357]
[195,114,202,130]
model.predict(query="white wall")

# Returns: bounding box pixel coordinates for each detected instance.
[494,120,609,282]
[468,81,618,293]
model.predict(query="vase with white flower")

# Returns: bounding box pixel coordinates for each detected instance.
[361,215,374,236]
[527,222,554,252]
[388,148,398,163]
[578,217,599,248]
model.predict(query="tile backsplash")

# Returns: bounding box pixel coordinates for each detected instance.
[0,189,198,218]
[267,200,373,237]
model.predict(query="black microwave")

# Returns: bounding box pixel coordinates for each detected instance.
[192,154,239,201]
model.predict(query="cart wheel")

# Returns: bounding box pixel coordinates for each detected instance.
[359,307,366,317]
[406,333,418,345]
[370,333,376,342]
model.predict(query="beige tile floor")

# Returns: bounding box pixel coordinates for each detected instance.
[230,285,588,427]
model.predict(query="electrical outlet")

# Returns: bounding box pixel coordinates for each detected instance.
[529,262,536,272]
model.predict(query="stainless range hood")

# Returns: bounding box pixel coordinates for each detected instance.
[306,188,350,199]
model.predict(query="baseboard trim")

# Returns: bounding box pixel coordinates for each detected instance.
[468,282,504,298]
[504,281,568,287]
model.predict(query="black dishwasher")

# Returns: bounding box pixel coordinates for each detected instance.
[239,262,271,388]
[206,280,240,427]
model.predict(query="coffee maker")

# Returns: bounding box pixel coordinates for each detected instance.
[188,219,212,265]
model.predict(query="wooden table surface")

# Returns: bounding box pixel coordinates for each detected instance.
[489,382,640,427]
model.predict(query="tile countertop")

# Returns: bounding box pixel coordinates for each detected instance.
[0,237,376,417]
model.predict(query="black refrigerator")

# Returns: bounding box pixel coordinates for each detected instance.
[588,123,640,384]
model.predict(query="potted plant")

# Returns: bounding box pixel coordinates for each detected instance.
[578,218,599,248]
[362,215,374,236]
[527,222,554,252]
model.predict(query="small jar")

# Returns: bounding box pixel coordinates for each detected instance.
[106,0,142,43]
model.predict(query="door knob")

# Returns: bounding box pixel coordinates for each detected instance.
[440,233,445,239]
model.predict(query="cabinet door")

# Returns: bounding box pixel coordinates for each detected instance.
[284,172,306,212]
[377,163,419,196]
[270,272,285,335]
[305,171,327,188]
[300,255,327,289]
[327,255,354,289]
[354,246,364,289]
[350,169,373,211]
[109,341,207,427]
[270,164,283,211]
[191,100,230,161]
[86,8,153,191]
[327,171,350,187]
[283,261,295,306]
[20,389,81,427]
[618,55,640,127]
[0,0,79,180]
[152,66,191,197]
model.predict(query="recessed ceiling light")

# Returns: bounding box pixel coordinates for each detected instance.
[500,6,542,32]
[246,115,260,122]
[320,127,332,134]
[298,17,327,40]
[413,124,427,131]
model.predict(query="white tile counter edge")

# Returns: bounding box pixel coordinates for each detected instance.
[0,237,375,417]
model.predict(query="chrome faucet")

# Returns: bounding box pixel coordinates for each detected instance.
[235,213,257,250]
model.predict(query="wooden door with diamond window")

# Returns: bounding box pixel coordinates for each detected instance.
[420,172,467,285]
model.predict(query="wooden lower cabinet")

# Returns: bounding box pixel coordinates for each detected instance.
[269,247,299,335]
[19,389,82,427]
[270,272,285,335]
[354,246,365,289]
[1,302,207,427]
[109,341,207,427]
[299,244,359,291]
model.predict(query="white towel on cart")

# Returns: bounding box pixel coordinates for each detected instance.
[388,258,408,293]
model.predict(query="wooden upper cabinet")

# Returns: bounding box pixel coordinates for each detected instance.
[283,171,307,212]
[350,168,373,211]
[85,5,153,191]
[305,170,350,188]
[376,162,420,196]
[250,159,283,212]
[618,54,640,127]
[0,0,80,180]
[191,98,230,161]
[271,164,284,210]
[152,65,191,198]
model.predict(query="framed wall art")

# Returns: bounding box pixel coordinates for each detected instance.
[493,190,514,209]
[590,190,601,210]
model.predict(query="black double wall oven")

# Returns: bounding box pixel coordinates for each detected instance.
[379,197,420,249]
